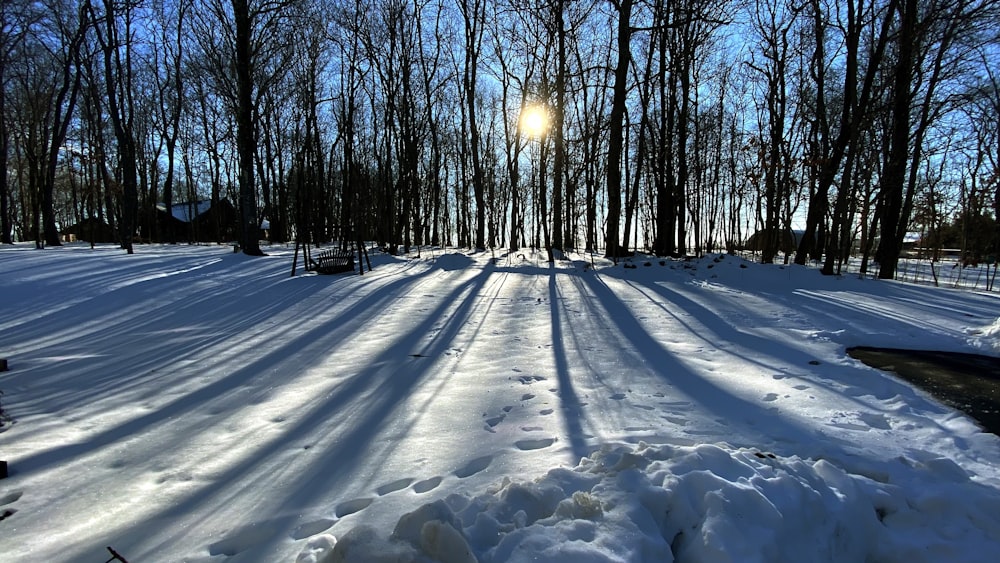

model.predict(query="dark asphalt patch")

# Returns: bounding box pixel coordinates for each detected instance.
[847,346,1000,436]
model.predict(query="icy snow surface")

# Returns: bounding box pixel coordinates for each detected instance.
[2,244,1000,562]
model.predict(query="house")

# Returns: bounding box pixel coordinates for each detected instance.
[743,228,806,255]
[61,217,117,243]
[151,199,237,243]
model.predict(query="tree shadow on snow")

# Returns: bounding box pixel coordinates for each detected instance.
[571,272,848,455]
[120,261,496,560]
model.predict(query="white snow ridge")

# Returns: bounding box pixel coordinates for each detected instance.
[303,442,1000,563]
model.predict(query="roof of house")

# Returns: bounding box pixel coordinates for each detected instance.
[156,200,214,223]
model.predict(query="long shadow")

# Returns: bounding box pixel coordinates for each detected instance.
[782,288,1000,425]
[549,269,596,461]
[123,262,495,560]
[2,259,376,419]
[8,254,433,421]
[6,252,434,430]
[623,280,822,374]
[882,283,1000,320]
[603,272,986,446]
[792,288,983,353]
[0,252,232,338]
[4,252,269,349]
[575,273,835,454]
[619,275,941,413]
[10,262,439,476]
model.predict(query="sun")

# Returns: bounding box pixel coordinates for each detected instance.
[520,105,549,138]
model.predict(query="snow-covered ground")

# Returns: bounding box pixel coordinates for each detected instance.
[2,243,1000,563]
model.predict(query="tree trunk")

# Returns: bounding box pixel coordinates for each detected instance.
[98,0,138,254]
[0,52,10,243]
[232,0,263,255]
[605,0,632,259]
[461,0,486,250]
[39,5,88,248]
[877,0,917,279]
[551,0,565,253]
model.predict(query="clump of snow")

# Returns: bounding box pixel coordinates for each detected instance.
[432,252,476,271]
[308,442,1000,563]
[966,317,1000,352]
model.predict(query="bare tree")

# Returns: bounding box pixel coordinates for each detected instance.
[0,2,34,244]
[89,0,140,253]
[231,0,261,254]
[746,0,802,263]
[459,0,488,250]
[795,0,897,273]
[148,0,189,244]
[878,0,995,278]
[189,0,301,255]
[605,0,632,259]
[10,1,90,248]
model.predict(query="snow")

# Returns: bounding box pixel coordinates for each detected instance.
[158,200,214,222]
[2,244,1000,562]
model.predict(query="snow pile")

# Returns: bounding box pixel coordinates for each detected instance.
[431,252,476,271]
[300,442,1000,563]
[966,317,1000,352]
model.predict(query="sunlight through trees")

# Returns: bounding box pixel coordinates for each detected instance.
[1,0,998,276]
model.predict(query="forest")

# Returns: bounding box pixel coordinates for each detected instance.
[1,0,998,279]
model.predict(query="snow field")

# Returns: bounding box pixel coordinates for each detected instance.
[1,244,999,562]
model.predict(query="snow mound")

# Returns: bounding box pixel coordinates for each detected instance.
[966,317,1000,352]
[434,252,476,271]
[301,442,1000,563]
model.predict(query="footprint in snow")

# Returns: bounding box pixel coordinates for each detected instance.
[518,375,546,385]
[455,455,492,478]
[659,400,692,408]
[376,478,414,496]
[0,489,20,523]
[829,420,872,432]
[858,412,892,430]
[539,409,554,416]
[515,438,556,451]
[763,393,779,402]
[412,476,442,494]
[610,393,627,400]
[335,498,373,517]
[485,415,505,428]
[662,415,688,426]
[155,471,194,485]
[0,491,23,506]
[290,518,336,540]
[521,393,535,401]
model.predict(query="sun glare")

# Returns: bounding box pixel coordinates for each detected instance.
[520,105,549,138]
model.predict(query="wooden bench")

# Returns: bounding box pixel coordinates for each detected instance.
[311,248,355,274]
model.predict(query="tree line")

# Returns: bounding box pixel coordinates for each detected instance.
[1,0,998,278]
